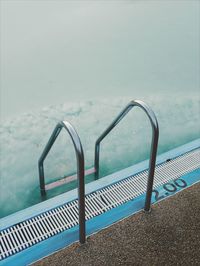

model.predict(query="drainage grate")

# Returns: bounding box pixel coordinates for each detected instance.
[0,148,200,261]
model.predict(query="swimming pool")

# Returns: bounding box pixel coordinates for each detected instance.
[1,139,200,264]
[0,95,199,218]
[0,1,199,218]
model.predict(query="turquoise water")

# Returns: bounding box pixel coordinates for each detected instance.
[1,95,199,218]
[0,1,200,217]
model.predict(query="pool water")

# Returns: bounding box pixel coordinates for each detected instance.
[1,94,200,218]
[0,1,199,218]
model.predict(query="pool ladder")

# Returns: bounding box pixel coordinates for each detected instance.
[38,100,159,244]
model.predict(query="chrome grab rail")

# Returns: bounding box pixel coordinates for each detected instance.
[94,100,159,212]
[38,121,86,244]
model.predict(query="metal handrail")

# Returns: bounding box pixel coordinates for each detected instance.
[38,121,86,244]
[94,100,159,212]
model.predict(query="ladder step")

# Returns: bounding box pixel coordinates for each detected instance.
[45,167,96,191]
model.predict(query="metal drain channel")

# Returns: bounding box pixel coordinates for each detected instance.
[1,148,200,261]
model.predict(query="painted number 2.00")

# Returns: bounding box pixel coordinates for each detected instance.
[153,178,187,202]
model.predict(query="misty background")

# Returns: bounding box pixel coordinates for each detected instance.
[1,0,199,119]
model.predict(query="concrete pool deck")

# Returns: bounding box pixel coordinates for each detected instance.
[33,182,200,266]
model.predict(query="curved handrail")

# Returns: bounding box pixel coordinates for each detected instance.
[94,100,159,212]
[38,121,86,244]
